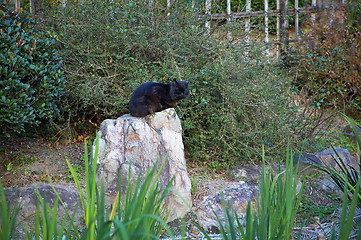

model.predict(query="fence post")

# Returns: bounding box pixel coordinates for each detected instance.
[311,0,317,23]
[205,0,211,34]
[279,0,289,52]
[245,0,251,46]
[167,0,171,15]
[227,0,231,40]
[265,0,269,57]
[15,0,20,11]
[276,0,280,58]
[295,0,299,41]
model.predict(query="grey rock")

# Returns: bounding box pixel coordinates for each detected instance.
[93,108,192,222]
[3,185,82,239]
[317,179,343,197]
[316,148,360,173]
[293,153,323,175]
[197,182,258,232]
[293,148,360,176]
[229,165,261,182]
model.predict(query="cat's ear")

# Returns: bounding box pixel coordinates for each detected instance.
[172,78,178,85]
[185,79,190,84]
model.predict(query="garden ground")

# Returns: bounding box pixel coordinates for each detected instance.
[0,134,345,232]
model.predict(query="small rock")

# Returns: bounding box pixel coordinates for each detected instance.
[207,185,215,190]
[317,179,343,197]
[229,165,261,182]
[293,153,323,175]
[197,182,258,232]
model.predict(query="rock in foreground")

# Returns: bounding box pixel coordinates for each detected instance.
[197,181,258,232]
[3,185,82,239]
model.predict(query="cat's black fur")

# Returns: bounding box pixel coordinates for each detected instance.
[129,79,190,117]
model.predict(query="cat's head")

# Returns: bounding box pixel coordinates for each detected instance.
[170,79,190,101]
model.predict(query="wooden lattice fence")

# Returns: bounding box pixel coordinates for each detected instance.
[7,0,347,57]
[200,0,347,57]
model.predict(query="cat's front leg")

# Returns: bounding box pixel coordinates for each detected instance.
[150,92,164,110]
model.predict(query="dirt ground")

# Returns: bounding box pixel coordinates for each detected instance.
[0,136,86,188]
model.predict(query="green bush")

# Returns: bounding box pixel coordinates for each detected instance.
[294,8,361,113]
[0,4,64,133]
[181,44,305,166]
[46,0,213,122]
[43,0,326,168]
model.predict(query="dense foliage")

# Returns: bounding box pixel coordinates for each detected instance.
[182,48,297,166]
[41,0,313,166]
[0,3,64,133]
[46,0,213,122]
[294,8,361,114]
[2,0,351,167]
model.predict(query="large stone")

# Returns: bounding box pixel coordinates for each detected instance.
[93,108,192,222]
[3,185,82,239]
[293,148,360,176]
[196,181,258,232]
[316,148,360,173]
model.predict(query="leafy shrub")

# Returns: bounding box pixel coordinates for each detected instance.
[45,0,213,123]
[181,42,310,166]
[0,4,64,133]
[294,7,361,113]
[43,0,326,168]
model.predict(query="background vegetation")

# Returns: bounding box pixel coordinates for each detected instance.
[1,0,360,170]
[294,4,361,114]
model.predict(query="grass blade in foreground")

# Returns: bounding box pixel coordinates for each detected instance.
[332,177,361,240]
[196,144,303,240]
[0,181,21,240]
[69,136,175,240]
[315,116,361,203]
[116,156,175,240]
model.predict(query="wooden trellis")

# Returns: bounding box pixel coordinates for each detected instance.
[202,0,346,57]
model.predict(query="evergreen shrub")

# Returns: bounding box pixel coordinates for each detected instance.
[47,0,214,122]
[295,8,361,114]
[181,46,297,167]
[0,3,64,133]
[45,0,319,168]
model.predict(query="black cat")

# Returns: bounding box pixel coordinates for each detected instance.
[129,79,190,117]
